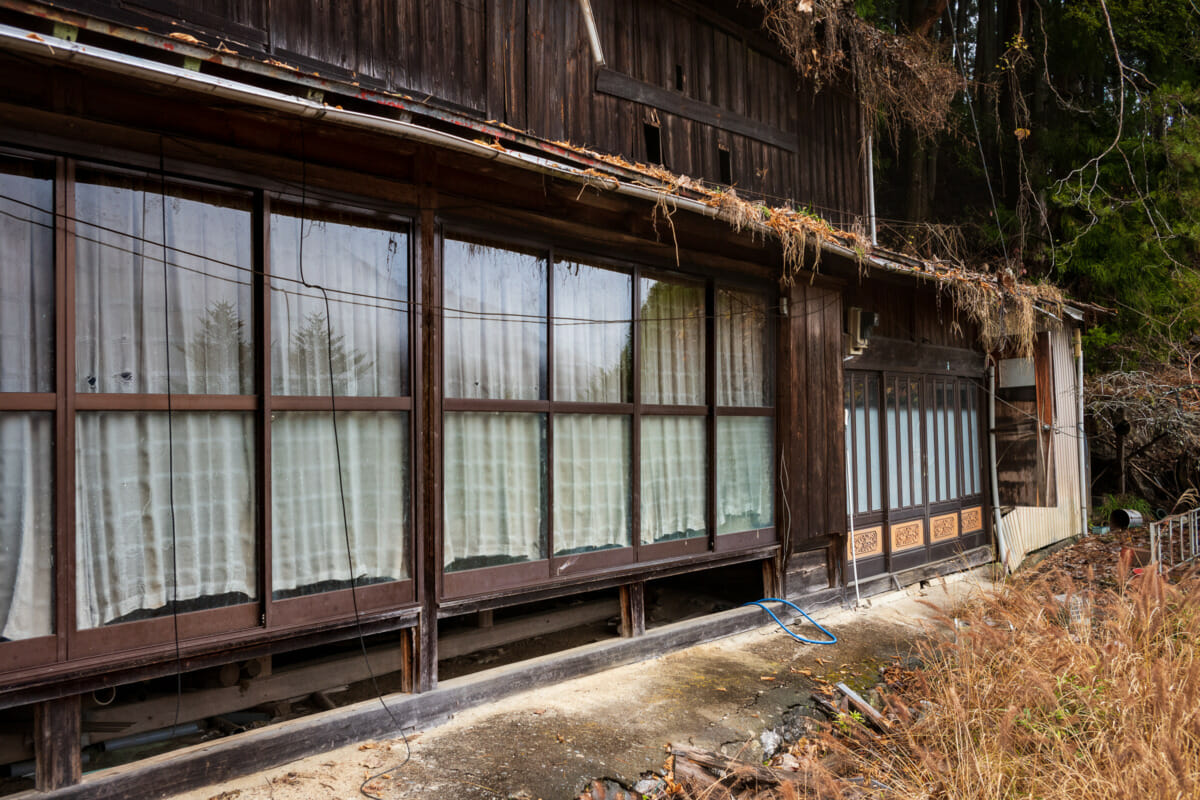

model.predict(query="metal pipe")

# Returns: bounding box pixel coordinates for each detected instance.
[988,362,1010,572]
[866,132,877,246]
[1074,326,1088,536]
[844,408,861,609]
[577,0,607,66]
[0,22,960,287]
[0,19,1075,318]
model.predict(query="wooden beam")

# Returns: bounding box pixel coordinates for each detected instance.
[439,599,619,660]
[761,559,781,598]
[439,546,778,618]
[0,731,32,766]
[31,603,806,800]
[844,337,984,376]
[34,695,81,791]
[595,68,798,153]
[83,647,406,747]
[619,582,646,638]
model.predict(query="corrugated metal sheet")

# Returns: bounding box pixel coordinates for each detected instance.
[1000,327,1084,569]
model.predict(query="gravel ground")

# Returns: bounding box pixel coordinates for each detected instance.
[167,570,992,800]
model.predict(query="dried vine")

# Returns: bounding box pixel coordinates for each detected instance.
[749,0,960,140]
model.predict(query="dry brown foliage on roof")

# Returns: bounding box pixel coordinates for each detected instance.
[750,0,960,140]
[543,142,1064,357]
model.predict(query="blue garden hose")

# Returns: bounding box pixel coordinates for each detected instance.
[745,597,837,645]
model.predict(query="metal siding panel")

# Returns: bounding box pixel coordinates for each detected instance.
[1000,327,1082,568]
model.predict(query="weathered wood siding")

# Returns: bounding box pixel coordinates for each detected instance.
[779,279,846,549]
[998,327,1083,569]
[843,278,980,350]
[40,0,866,223]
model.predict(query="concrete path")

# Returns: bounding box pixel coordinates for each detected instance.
[170,570,991,800]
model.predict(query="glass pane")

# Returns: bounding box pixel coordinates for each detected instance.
[867,376,882,512]
[553,414,631,554]
[444,239,546,400]
[445,412,546,571]
[946,383,959,499]
[640,415,706,543]
[271,411,408,598]
[854,377,868,513]
[885,381,898,509]
[75,412,256,629]
[716,288,771,407]
[0,413,53,640]
[270,207,409,397]
[0,156,54,393]
[75,170,253,394]
[640,278,705,405]
[844,380,856,513]
[717,416,774,534]
[961,383,978,496]
[910,378,923,505]
[897,380,912,508]
[553,261,631,402]
[936,383,949,501]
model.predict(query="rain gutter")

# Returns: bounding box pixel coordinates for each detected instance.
[0,20,1053,293]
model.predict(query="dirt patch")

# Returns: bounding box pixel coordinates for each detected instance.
[168,576,987,800]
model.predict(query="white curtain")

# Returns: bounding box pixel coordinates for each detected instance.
[75,412,256,629]
[640,416,706,543]
[960,383,981,496]
[0,162,54,393]
[553,415,630,553]
[444,412,545,569]
[717,417,774,535]
[270,210,408,397]
[640,279,704,405]
[271,412,408,596]
[72,171,258,629]
[444,239,546,400]
[553,261,631,402]
[74,172,253,395]
[0,413,53,640]
[716,289,770,407]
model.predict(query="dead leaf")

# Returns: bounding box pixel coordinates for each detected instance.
[168,32,203,45]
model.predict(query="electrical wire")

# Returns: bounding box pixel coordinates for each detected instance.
[943,3,1010,267]
[157,137,185,735]
[743,598,836,645]
[0,190,809,327]
[294,131,413,800]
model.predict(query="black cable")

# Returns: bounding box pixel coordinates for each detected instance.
[294,129,413,800]
[157,137,185,734]
[0,188,830,325]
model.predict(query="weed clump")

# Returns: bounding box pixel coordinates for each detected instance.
[823,569,1200,799]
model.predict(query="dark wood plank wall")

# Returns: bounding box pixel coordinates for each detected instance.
[45,0,866,222]
[844,278,980,349]
[780,279,847,548]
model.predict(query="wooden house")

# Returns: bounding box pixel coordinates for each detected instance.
[0,0,1086,793]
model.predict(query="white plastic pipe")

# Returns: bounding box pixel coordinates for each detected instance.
[577,0,607,66]
[844,409,861,609]
[1075,327,1088,536]
[988,362,1010,572]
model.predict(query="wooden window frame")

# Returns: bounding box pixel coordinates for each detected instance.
[0,148,420,675]
[438,229,776,599]
[845,369,988,577]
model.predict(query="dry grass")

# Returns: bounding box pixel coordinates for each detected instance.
[748,0,960,142]
[817,569,1200,800]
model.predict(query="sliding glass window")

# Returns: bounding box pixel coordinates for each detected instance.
[443,238,548,580]
[72,168,257,639]
[639,276,707,552]
[268,202,411,603]
[0,153,55,658]
[715,288,774,545]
